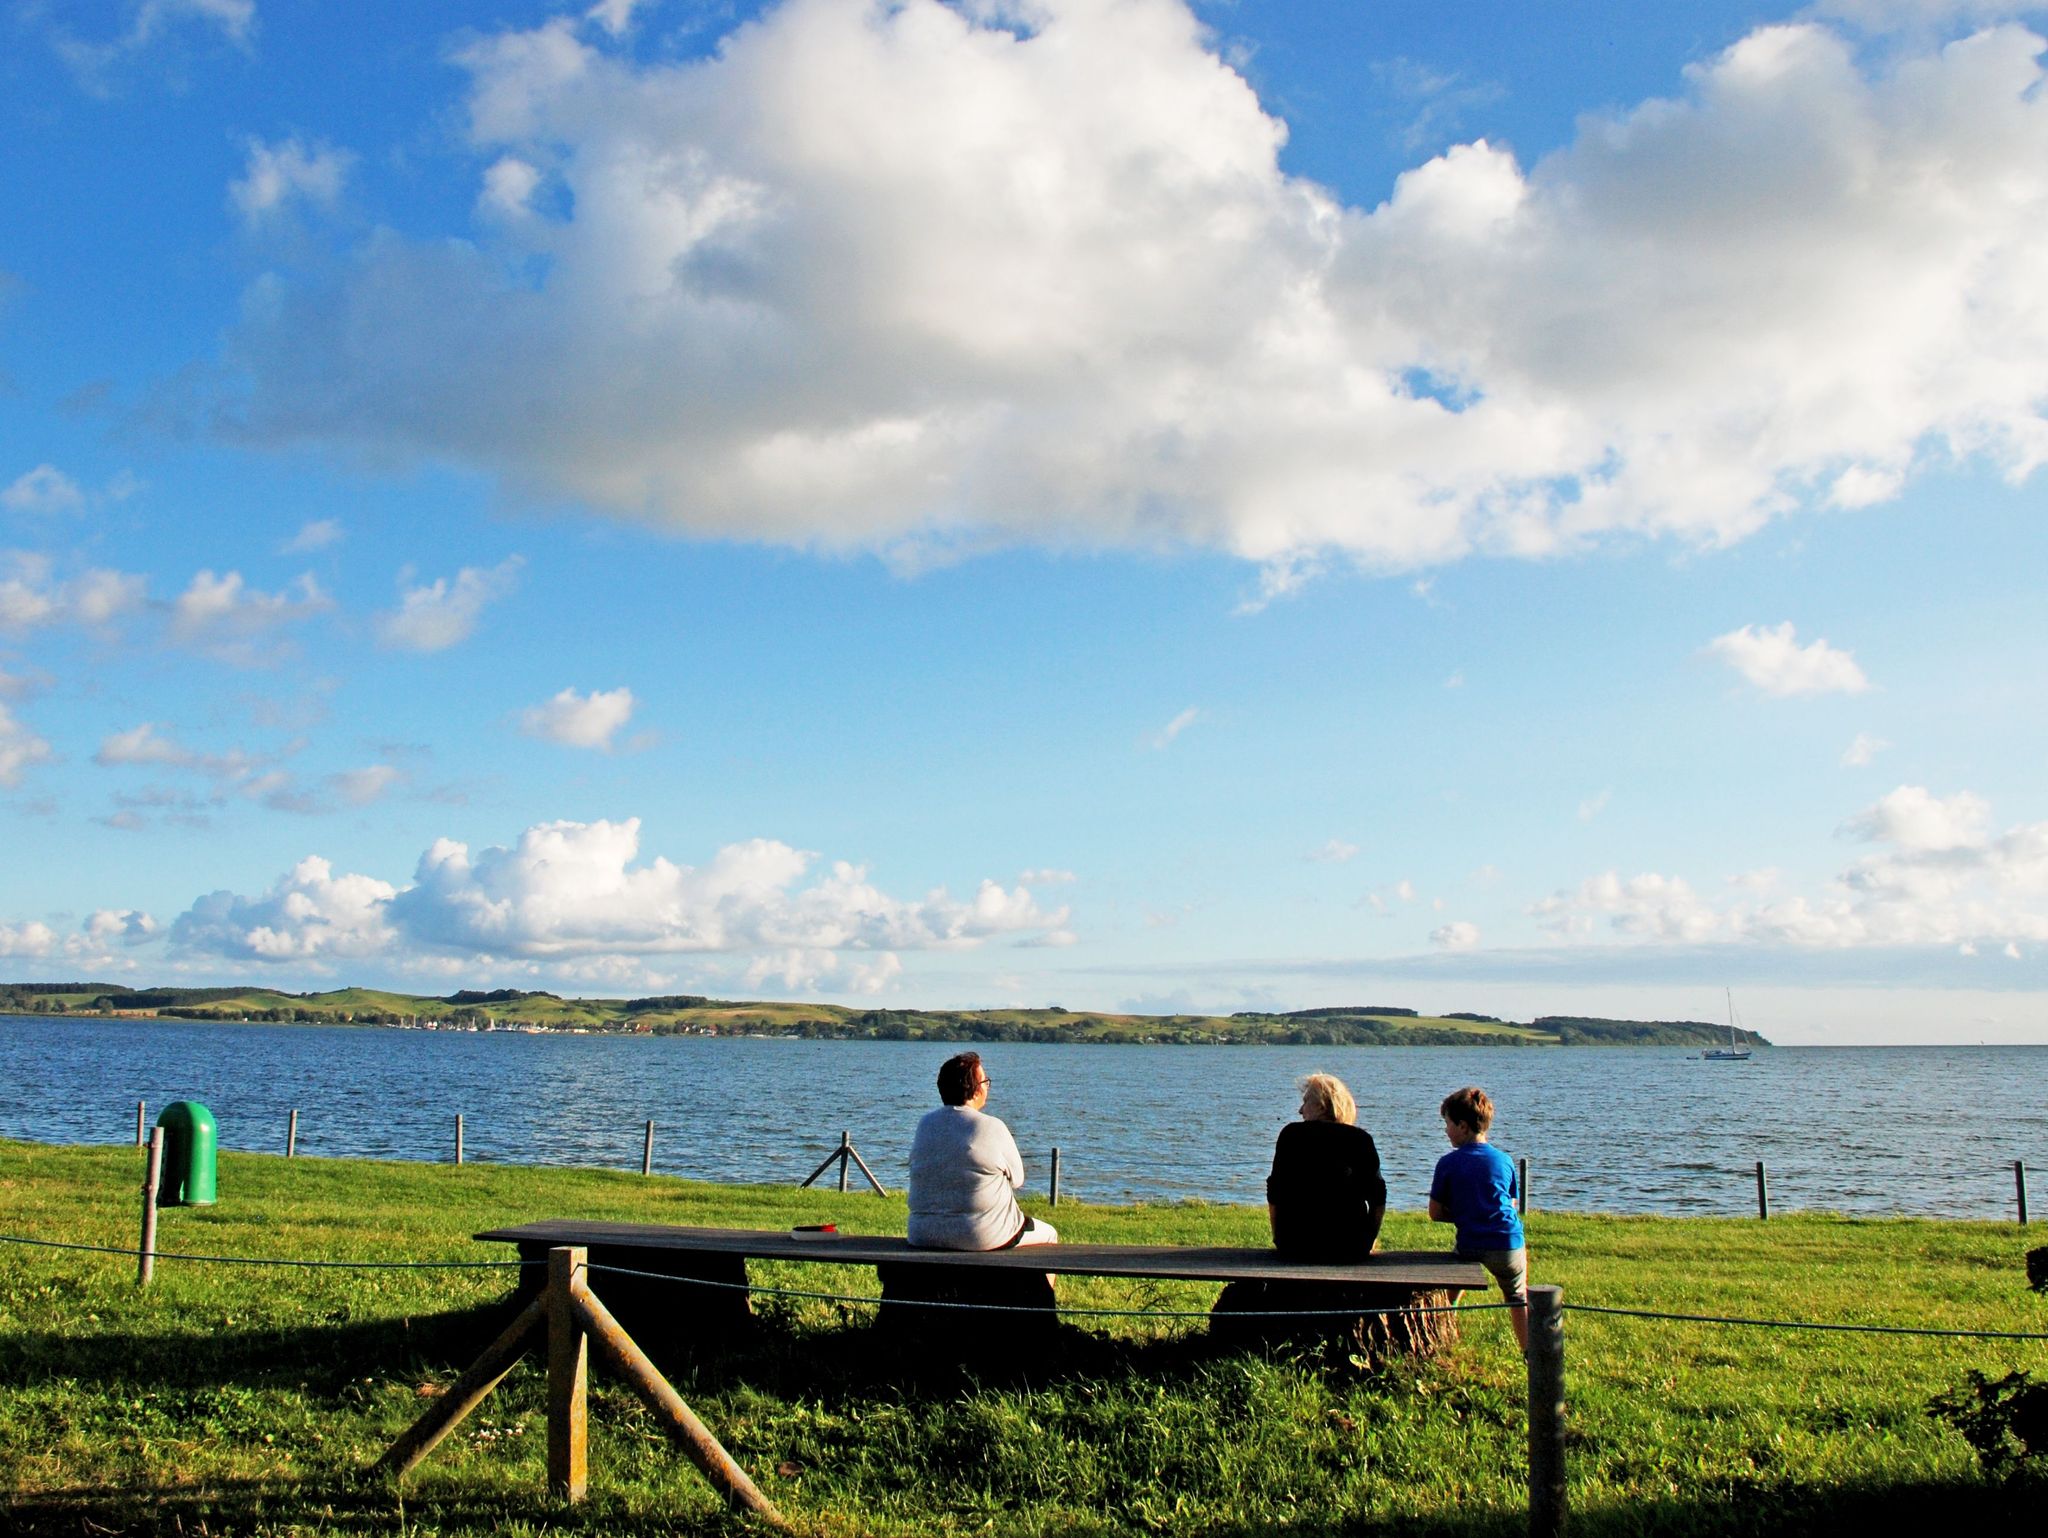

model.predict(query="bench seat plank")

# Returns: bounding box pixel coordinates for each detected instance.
[476,1219,1488,1289]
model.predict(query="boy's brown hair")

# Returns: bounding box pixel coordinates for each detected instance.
[1439,1085,1495,1134]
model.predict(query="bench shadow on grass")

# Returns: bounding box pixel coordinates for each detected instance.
[4,1299,2036,1536]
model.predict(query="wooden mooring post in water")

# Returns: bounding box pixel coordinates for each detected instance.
[1518,1156,1529,1216]
[1049,1146,1061,1206]
[135,1099,146,1147]
[286,1108,298,1158]
[643,1120,655,1177]
[1755,1160,1770,1220]
[2018,1161,2030,1226]
[455,1113,465,1166]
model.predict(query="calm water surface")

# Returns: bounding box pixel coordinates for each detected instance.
[1,1014,2040,1218]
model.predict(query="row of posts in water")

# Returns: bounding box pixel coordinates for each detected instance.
[131,1100,2029,1224]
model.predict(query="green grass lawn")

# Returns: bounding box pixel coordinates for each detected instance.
[2,1137,2042,1534]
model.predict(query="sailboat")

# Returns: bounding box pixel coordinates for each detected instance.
[1702,988,1753,1061]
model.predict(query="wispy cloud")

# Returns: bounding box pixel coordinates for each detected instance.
[1307,839,1359,864]
[231,137,352,225]
[1578,789,1612,822]
[280,518,343,554]
[0,702,55,788]
[170,570,331,665]
[1842,732,1889,767]
[375,557,523,653]
[1150,707,1201,750]
[1,465,85,516]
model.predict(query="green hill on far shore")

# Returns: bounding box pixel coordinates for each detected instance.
[0,981,1766,1048]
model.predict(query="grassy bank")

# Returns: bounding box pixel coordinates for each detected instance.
[1,1138,2040,1534]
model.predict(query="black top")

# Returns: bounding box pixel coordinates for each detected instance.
[1265,1119,1387,1262]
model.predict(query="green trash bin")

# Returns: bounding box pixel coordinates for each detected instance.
[155,1101,217,1207]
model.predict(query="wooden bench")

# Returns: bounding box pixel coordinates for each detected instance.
[477,1220,1489,1360]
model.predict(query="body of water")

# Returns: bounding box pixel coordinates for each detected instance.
[1,1014,2040,1219]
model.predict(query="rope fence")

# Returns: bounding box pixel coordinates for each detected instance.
[3,1227,2044,1340]
[110,1099,2039,1223]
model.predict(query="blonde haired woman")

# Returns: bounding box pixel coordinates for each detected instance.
[1265,1072,1386,1261]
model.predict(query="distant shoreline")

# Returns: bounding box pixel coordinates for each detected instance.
[1,985,1767,1048]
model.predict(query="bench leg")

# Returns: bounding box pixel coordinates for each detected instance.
[1210,1280,1462,1363]
[874,1262,1059,1345]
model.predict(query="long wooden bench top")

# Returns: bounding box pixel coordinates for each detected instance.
[477,1219,1488,1289]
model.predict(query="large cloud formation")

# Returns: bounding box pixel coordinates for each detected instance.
[169,817,1070,975]
[221,1,2048,573]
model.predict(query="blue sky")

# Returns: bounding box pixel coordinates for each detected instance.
[3,0,2046,1042]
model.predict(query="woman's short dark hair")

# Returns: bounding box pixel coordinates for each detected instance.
[937,1052,984,1106]
[1440,1085,1495,1134]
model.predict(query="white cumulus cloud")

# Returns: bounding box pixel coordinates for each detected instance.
[518,686,635,750]
[219,5,2048,577]
[1431,920,1481,949]
[1842,731,1890,766]
[166,817,1075,972]
[171,855,400,963]
[1708,621,1870,696]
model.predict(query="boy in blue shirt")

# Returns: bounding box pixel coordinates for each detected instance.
[1428,1085,1529,1352]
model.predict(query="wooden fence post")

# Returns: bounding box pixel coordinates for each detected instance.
[2018,1161,2030,1226]
[1518,1156,1530,1216]
[455,1113,465,1166]
[287,1108,298,1159]
[138,1128,164,1288]
[135,1100,146,1147]
[643,1120,655,1177]
[1050,1146,1062,1207]
[1526,1284,1566,1538]
[548,1246,589,1504]
[1755,1160,1769,1220]
[838,1130,851,1193]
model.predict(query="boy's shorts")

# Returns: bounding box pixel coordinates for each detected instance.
[1467,1247,1528,1306]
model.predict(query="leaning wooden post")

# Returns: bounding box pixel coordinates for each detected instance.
[1049,1146,1062,1207]
[643,1120,655,1177]
[1755,1160,1769,1220]
[455,1113,465,1166]
[548,1246,589,1504]
[572,1268,791,1530]
[287,1108,299,1158]
[135,1099,146,1147]
[2018,1161,2030,1226]
[1518,1156,1530,1216]
[1526,1284,1566,1538]
[837,1130,851,1193]
[374,1291,546,1479]
[138,1127,164,1287]
[844,1138,889,1196]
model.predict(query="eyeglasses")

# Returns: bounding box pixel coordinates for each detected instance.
[975,1077,992,1090]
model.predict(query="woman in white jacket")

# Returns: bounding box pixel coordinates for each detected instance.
[906,1051,1059,1250]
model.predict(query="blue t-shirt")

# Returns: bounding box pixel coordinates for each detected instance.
[1430,1141,1525,1253]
